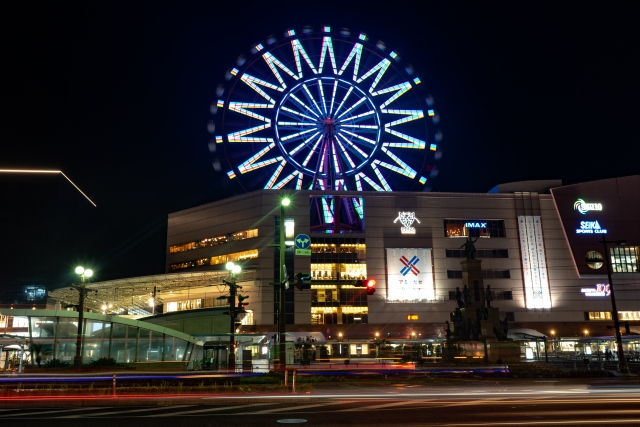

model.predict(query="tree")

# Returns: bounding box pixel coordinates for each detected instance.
[29,342,53,367]
[295,336,316,364]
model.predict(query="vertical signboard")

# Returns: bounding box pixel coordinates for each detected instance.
[385,248,434,302]
[518,216,551,309]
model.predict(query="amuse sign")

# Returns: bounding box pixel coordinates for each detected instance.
[574,199,607,234]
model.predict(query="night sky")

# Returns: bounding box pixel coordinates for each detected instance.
[3,1,639,283]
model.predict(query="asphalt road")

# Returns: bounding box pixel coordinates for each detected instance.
[2,380,640,426]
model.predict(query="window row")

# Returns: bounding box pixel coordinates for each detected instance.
[444,219,506,238]
[169,229,258,254]
[311,307,368,324]
[310,243,366,254]
[587,311,640,321]
[169,249,258,271]
[446,269,511,279]
[312,288,369,305]
[446,249,509,258]
[449,290,513,300]
[610,246,639,273]
[311,263,367,281]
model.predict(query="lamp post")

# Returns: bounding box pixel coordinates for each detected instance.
[72,266,93,371]
[225,261,241,372]
[600,238,628,373]
[278,197,290,370]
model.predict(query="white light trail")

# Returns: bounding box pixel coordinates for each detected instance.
[0,169,96,207]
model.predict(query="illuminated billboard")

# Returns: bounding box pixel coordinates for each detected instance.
[385,248,434,302]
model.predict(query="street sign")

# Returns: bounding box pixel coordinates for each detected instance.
[295,249,311,256]
[295,234,311,249]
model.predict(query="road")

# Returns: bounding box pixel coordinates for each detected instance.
[1,380,639,426]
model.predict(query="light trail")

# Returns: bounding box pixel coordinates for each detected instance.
[0,169,96,207]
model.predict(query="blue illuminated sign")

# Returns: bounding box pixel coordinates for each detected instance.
[465,222,487,228]
[576,221,608,234]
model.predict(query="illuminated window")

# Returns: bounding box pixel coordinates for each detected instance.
[311,263,367,281]
[444,219,505,238]
[169,249,259,271]
[588,311,612,320]
[447,269,510,279]
[169,229,258,253]
[407,314,419,320]
[610,246,639,273]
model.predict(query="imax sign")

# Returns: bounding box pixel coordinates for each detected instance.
[465,222,487,228]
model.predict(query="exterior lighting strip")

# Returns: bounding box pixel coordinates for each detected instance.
[0,169,96,207]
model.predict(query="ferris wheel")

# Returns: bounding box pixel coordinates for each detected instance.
[209,27,442,193]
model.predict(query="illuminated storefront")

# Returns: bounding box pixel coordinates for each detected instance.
[0,309,200,369]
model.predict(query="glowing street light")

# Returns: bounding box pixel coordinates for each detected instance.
[72,266,94,370]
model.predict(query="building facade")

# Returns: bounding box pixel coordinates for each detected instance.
[163,176,640,341]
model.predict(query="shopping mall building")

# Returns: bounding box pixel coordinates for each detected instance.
[161,175,639,342]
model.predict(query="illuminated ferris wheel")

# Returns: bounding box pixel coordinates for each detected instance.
[209,27,443,194]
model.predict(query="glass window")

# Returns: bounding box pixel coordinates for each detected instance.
[311,263,367,281]
[169,229,258,253]
[444,220,506,238]
[170,249,259,271]
[610,246,639,273]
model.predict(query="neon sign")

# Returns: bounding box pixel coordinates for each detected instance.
[394,212,421,234]
[581,284,610,297]
[574,199,603,214]
[576,221,607,234]
[465,222,487,228]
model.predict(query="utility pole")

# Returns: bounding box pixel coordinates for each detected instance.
[601,238,628,374]
[267,197,291,370]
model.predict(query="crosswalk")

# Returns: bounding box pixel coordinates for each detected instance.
[0,400,432,418]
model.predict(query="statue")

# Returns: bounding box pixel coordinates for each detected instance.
[463,285,471,307]
[460,236,479,259]
[455,287,464,308]
[486,285,493,307]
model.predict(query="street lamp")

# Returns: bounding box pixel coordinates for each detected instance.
[278,197,291,370]
[584,329,589,338]
[225,261,241,371]
[600,238,629,373]
[72,266,93,370]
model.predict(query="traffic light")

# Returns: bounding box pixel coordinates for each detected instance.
[355,279,376,295]
[365,279,376,295]
[237,294,249,309]
[223,278,242,291]
[295,272,311,291]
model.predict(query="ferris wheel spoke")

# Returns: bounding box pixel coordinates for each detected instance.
[328,80,338,116]
[264,159,288,189]
[289,131,320,156]
[334,137,357,169]
[317,80,328,115]
[280,128,319,144]
[238,143,283,174]
[301,135,323,167]
[302,84,323,117]
[336,97,367,120]
[345,110,375,122]
[339,129,376,145]
[277,122,317,128]
[332,86,354,118]
[289,94,321,118]
[279,106,317,122]
[337,133,369,160]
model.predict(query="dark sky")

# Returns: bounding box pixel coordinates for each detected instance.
[3,1,639,283]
